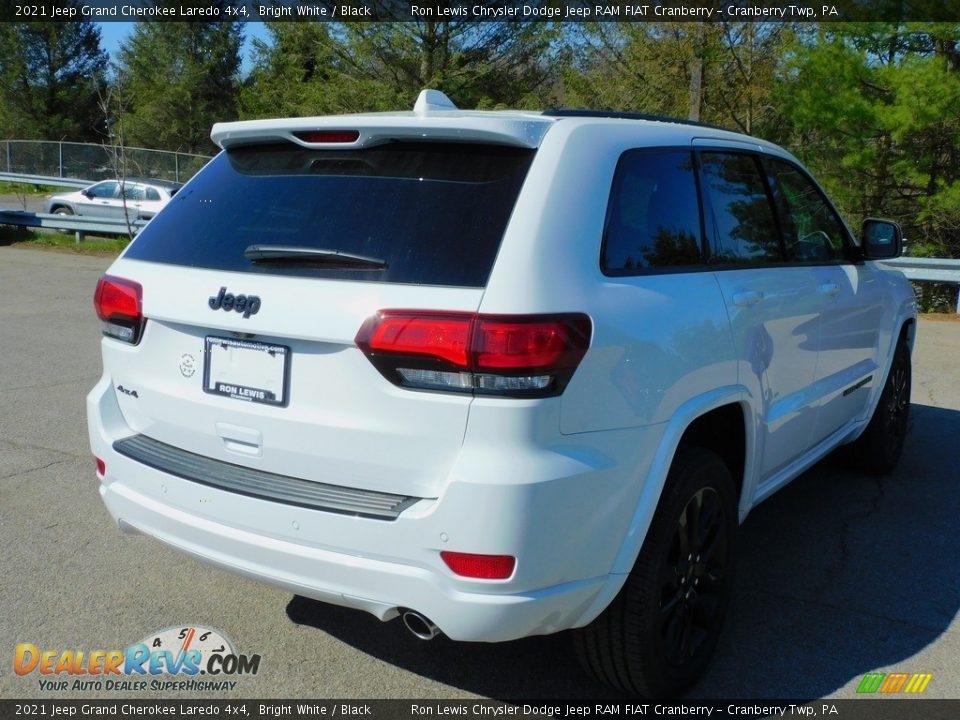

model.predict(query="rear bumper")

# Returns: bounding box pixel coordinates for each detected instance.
[98,475,606,642]
[88,375,655,642]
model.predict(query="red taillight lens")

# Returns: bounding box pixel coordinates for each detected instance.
[359,312,472,367]
[475,317,589,370]
[94,275,143,343]
[95,457,105,477]
[355,311,591,397]
[293,130,360,144]
[441,551,516,580]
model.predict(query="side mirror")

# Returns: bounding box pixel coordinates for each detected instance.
[82,189,94,199]
[861,218,903,259]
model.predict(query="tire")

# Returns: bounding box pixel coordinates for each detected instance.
[573,446,737,697]
[846,337,911,475]
[51,206,74,234]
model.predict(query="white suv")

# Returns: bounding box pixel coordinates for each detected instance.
[87,90,916,696]
[46,178,182,221]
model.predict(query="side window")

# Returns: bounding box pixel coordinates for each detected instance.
[122,184,147,201]
[765,158,847,262]
[699,152,782,265]
[601,150,702,273]
[87,181,118,199]
[145,187,161,201]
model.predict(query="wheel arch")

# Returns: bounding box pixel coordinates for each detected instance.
[899,316,916,352]
[570,387,755,630]
[846,312,916,446]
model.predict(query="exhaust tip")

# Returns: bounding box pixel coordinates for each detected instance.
[401,610,441,640]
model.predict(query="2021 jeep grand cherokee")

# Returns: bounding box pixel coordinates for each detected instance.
[88,90,916,696]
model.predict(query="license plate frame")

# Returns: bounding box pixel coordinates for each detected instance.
[203,336,291,407]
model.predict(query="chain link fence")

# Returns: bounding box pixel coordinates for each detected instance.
[1,140,211,184]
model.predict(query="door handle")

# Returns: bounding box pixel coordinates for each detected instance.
[732,290,763,307]
[818,282,840,296]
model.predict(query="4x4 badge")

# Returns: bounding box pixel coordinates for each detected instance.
[208,287,261,319]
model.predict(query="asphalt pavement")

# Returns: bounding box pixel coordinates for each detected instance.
[0,245,957,701]
[0,193,47,214]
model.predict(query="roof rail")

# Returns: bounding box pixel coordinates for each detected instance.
[543,108,730,132]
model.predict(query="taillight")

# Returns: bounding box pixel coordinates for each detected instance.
[94,275,144,344]
[441,551,516,580]
[95,457,105,477]
[355,311,591,397]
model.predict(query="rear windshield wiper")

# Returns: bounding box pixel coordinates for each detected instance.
[244,245,387,270]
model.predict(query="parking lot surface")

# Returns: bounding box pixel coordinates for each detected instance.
[0,245,957,700]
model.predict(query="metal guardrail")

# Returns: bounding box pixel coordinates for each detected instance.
[0,171,91,189]
[879,256,960,312]
[879,256,960,282]
[0,210,145,243]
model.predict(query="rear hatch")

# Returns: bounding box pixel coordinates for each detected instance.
[100,139,536,500]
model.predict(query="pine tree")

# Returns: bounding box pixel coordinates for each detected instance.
[0,17,107,140]
[117,16,242,153]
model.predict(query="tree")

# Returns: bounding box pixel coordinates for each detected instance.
[240,23,346,118]
[334,19,561,110]
[0,17,107,140]
[772,23,960,260]
[117,16,242,153]
[563,22,789,132]
[240,18,562,119]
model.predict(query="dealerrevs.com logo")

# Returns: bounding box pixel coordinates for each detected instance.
[14,625,261,693]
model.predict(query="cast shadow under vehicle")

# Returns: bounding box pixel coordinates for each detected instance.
[692,401,960,699]
[287,402,959,700]
[0,224,32,245]
[285,597,624,699]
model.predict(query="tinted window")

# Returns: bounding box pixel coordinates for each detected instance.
[765,158,846,262]
[124,143,535,287]
[602,150,702,273]
[145,187,161,201]
[700,152,782,265]
[87,181,118,199]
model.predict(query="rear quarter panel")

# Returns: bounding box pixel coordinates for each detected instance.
[482,121,738,434]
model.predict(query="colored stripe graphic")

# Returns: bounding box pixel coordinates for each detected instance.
[857,673,885,693]
[880,672,910,693]
[859,671,933,694]
[904,674,933,694]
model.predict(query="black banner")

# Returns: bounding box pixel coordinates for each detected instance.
[1,700,959,720]
[2,0,960,23]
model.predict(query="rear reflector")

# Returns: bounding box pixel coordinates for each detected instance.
[356,311,591,397]
[293,130,360,144]
[94,275,143,344]
[95,457,105,477]
[441,551,516,580]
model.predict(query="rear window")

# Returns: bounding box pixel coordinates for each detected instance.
[124,142,535,287]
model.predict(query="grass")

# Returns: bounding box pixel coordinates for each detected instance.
[0,226,129,255]
[0,181,57,195]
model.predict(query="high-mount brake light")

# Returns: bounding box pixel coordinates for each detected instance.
[94,275,144,344]
[355,311,591,397]
[441,551,516,580]
[293,130,360,144]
